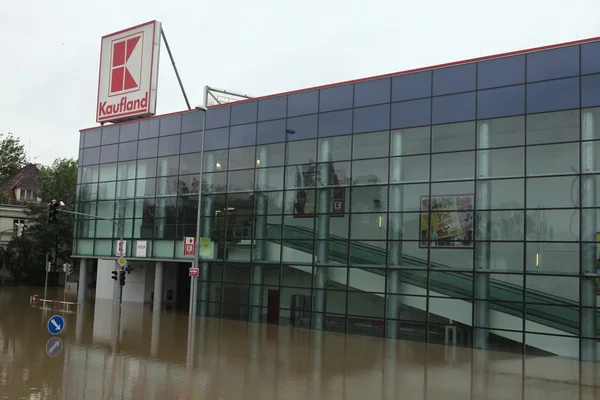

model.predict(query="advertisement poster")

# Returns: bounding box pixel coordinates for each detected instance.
[293,165,345,218]
[419,195,474,249]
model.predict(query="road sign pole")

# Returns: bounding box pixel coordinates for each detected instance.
[43,252,49,300]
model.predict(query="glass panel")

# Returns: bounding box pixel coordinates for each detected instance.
[205,149,228,172]
[287,114,318,141]
[99,163,117,182]
[118,141,137,161]
[204,127,229,151]
[319,84,353,112]
[158,134,181,156]
[179,153,201,175]
[117,161,136,180]
[432,121,475,153]
[526,142,579,176]
[527,46,579,82]
[97,182,115,200]
[354,78,390,107]
[230,101,257,125]
[347,291,384,318]
[353,104,390,134]
[82,147,100,166]
[352,131,389,160]
[488,211,525,240]
[525,209,579,242]
[318,109,353,138]
[181,110,204,133]
[388,183,428,212]
[101,125,119,145]
[202,172,227,193]
[136,178,156,198]
[136,158,157,178]
[256,167,284,191]
[206,106,230,129]
[139,118,159,139]
[391,70,431,102]
[390,98,431,129]
[525,275,579,303]
[525,242,579,275]
[390,155,430,182]
[83,129,101,147]
[99,144,118,163]
[477,116,525,149]
[483,178,524,209]
[527,176,579,208]
[137,138,158,159]
[432,92,476,124]
[286,139,317,165]
[389,127,430,156]
[258,96,286,121]
[351,186,388,213]
[318,135,351,162]
[178,174,200,194]
[115,199,135,219]
[81,165,99,183]
[157,176,179,196]
[79,183,98,201]
[180,130,202,154]
[484,147,524,178]
[257,119,286,145]
[433,63,476,96]
[116,180,135,199]
[229,123,257,148]
[527,78,580,114]
[477,54,526,89]
[581,74,600,108]
[157,156,179,176]
[257,143,285,167]
[159,114,181,136]
[283,189,315,215]
[526,110,580,145]
[228,146,256,170]
[431,151,475,181]
[477,85,525,120]
[350,213,386,240]
[287,90,318,117]
[227,170,255,192]
[351,158,388,185]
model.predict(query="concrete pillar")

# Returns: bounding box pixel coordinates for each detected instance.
[313,139,331,331]
[250,146,268,323]
[153,262,164,312]
[386,131,404,339]
[474,121,491,349]
[77,258,88,305]
[581,110,597,362]
[151,309,161,357]
[199,152,215,317]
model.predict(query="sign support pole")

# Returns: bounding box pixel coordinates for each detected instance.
[43,252,49,300]
[160,28,191,110]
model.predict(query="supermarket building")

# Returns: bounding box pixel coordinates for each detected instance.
[75,34,600,362]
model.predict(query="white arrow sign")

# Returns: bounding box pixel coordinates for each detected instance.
[51,319,61,331]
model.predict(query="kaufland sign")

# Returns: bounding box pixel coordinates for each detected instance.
[96,21,161,123]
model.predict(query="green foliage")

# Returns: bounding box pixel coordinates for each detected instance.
[0,132,27,184]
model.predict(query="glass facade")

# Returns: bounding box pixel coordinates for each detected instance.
[76,40,600,362]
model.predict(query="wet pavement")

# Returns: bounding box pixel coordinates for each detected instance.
[1,286,600,399]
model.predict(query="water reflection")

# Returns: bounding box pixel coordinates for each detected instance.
[1,287,600,399]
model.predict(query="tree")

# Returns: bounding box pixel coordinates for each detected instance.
[0,132,27,184]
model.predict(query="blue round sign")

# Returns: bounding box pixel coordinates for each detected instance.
[47,315,65,336]
[46,337,63,357]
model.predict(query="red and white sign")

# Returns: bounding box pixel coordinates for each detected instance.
[184,236,196,256]
[115,240,126,257]
[189,267,199,277]
[96,21,161,123]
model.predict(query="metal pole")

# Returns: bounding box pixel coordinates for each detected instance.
[43,252,49,299]
[194,110,207,316]
[160,28,191,110]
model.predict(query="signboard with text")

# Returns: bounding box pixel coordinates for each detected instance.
[116,240,126,257]
[419,195,474,249]
[184,237,196,256]
[96,21,162,123]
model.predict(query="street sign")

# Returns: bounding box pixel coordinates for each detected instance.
[117,257,126,267]
[199,237,212,258]
[46,337,63,357]
[116,240,126,257]
[184,236,196,256]
[189,267,199,277]
[47,315,65,336]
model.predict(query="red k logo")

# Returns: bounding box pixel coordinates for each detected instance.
[109,33,143,95]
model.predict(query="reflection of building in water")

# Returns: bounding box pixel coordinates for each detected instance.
[74,36,600,363]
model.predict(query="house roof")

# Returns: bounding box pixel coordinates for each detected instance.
[0,164,41,203]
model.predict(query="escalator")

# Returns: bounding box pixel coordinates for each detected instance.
[265,223,598,355]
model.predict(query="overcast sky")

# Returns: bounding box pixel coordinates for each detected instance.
[1,0,599,166]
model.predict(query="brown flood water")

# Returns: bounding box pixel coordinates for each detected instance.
[1,286,600,399]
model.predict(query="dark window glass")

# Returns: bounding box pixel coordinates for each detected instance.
[527,78,579,114]
[99,144,118,164]
[227,169,255,192]
[79,132,84,148]
[119,122,138,142]
[318,109,352,137]
[287,115,318,141]
[202,171,227,193]
[391,98,431,129]
[286,139,317,165]
[319,84,353,112]
[206,106,231,129]
[179,153,201,175]
[582,42,600,75]
[157,156,180,177]
[319,135,352,162]
[180,131,202,154]
[258,96,287,121]
[432,92,476,124]
[84,129,101,147]
[157,176,180,197]
[526,110,580,145]
[229,123,257,148]
[204,127,229,151]
[205,150,228,172]
[181,110,204,133]
[257,143,285,167]
[433,63,476,96]
[101,125,119,145]
[432,121,476,153]
[138,138,158,159]
[119,142,138,161]
[82,147,100,166]
[158,135,181,157]
[527,46,579,82]
[353,104,390,134]
[392,71,432,102]
[287,90,318,116]
[354,78,390,107]
[229,146,256,170]
[230,101,257,125]
[352,131,389,159]
[477,55,525,89]
[159,115,182,136]
[582,74,600,108]
[139,118,159,139]
[477,85,525,119]
[137,159,157,178]
[257,119,286,144]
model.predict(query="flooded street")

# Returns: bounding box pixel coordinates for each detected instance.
[1,286,599,399]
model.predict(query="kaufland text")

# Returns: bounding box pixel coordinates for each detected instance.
[98,92,148,119]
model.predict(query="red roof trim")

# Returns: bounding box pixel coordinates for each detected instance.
[80,35,600,131]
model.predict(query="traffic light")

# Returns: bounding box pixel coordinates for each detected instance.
[111,270,118,281]
[119,270,126,287]
[125,265,133,274]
